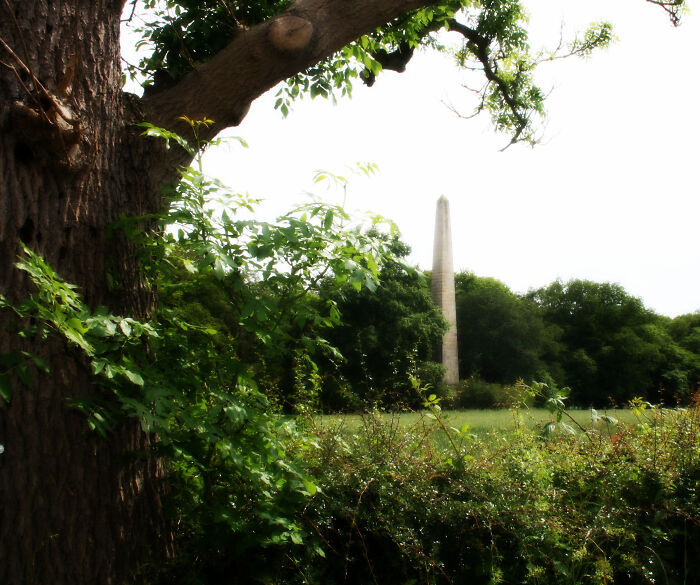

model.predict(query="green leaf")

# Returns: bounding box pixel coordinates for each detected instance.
[323,209,334,230]
[92,359,107,375]
[214,259,225,280]
[67,317,89,334]
[561,423,576,435]
[0,373,12,403]
[16,363,32,387]
[30,356,50,373]
[63,326,94,354]
[302,478,318,496]
[89,318,117,338]
[123,369,145,387]
[119,319,132,337]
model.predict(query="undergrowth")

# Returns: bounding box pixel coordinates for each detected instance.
[289,396,700,585]
[156,393,700,585]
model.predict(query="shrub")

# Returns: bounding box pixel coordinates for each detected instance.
[286,399,700,585]
[447,376,514,409]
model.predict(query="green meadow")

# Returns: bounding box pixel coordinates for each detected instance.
[320,407,638,437]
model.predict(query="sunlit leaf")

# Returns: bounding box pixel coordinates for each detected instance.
[0,374,12,403]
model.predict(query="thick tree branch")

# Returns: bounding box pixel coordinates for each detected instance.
[141,0,434,143]
[362,43,415,87]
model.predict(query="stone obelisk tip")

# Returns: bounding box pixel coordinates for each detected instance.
[431,196,459,385]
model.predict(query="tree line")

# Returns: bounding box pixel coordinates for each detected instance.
[455,273,700,407]
[163,231,700,411]
[294,243,700,409]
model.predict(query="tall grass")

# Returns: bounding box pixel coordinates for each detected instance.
[321,407,636,437]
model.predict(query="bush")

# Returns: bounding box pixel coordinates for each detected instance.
[447,376,514,409]
[289,400,700,585]
[152,391,700,584]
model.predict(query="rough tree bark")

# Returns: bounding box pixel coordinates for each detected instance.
[0,0,434,583]
[0,1,171,583]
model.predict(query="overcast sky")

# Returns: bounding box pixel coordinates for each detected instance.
[124,0,700,317]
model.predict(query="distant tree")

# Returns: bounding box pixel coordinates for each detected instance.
[660,312,700,397]
[321,237,447,410]
[455,273,548,385]
[666,313,700,354]
[527,280,693,405]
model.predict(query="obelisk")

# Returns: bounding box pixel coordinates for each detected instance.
[431,196,459,385]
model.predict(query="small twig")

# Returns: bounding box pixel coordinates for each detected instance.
[444,98,481,121]
[120,0,138,23]
[430,405,463,461]
[353,522,379,585]
[2,0,32,69]
[285,553,311,584]
[163,6,197,71]
[0,35,75,126]
[560,408,593,439]
[0,57,50,122]
[217,0,245,30]
[646,0,683,26]
[344,479,376,583]
[0,35,44,91]
[302,513,338,554]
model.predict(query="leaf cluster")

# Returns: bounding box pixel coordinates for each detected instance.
[319,240,448,411]
[128,0,290,87]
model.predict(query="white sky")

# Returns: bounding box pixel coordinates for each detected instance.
[124,0,700,317]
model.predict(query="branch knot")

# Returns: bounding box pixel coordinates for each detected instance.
[268,15,314,53]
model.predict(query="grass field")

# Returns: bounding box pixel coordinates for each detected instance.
[319,407,640,438]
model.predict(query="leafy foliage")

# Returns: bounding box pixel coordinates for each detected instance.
[319,235,447,410]
[454,272,548,386]
[130,0,290,85]
[527,280,696,405]
[235,392,699,585]
[448,274,700,407]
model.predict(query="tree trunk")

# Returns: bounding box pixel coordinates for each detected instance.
[0,2,167,583]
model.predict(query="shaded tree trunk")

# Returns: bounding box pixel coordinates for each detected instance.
[0,1,168,583]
